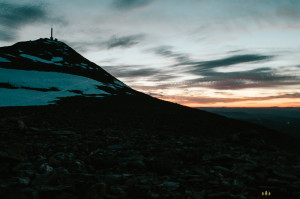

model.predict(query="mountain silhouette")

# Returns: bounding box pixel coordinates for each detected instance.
[0,38,135,106]
[0,38,300,199]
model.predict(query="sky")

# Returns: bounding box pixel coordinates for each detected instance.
[0,0,300,107]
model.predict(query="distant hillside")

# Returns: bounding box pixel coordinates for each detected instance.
[197,107,300,138]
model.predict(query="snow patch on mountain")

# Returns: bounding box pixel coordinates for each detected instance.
[0,67,112,107]
[20,54,63,66]
[114,79,128,88]
[0,88,76,107]
[0,57,10,62]
[51,57,63,62]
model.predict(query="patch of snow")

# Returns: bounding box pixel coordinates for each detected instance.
[51,57,63,62]
[75,63,89,69]
[6,54,16,58]
[0,88,75,107]
[0,57,10,62]
[114,79,127,88]
[20,54,63,66]
[105,83,118,90]
[0,67,110,107]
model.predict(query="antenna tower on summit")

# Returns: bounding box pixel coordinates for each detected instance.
[50,28,53,40]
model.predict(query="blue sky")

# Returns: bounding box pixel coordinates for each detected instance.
[1,0,300,106]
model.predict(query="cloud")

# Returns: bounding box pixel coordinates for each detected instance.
[103,65,178,84]
[181,54,273,69]
[0,29,15,40]
[152,45,191,63]
[109,67,160,77]
[66,34,145,52]
[112,0,153,10]
[0,2,47,28]
[0,2,64,41]
[106,34,144,49]
[184,67,299,90]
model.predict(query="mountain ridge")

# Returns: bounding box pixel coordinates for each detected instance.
[1,38,300,198]
[0,38,136,106]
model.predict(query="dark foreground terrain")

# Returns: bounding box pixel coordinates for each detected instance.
[1,95,300,199]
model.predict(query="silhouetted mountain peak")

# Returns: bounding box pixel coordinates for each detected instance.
[0,38,135,106]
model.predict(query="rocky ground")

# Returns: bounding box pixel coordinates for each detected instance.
[1,117,300,199]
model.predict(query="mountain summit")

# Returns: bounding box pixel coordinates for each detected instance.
[0,38,134,106]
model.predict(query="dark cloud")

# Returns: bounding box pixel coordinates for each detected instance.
[106,35,144,49]
[112,0,153,10]
[103,65,178,84]
[147,92,164,97]
[275,0,300,21]
[152,46,191,63]
[185,67,299,90]
[181,54,273,69]
[0,2,64,41]
[0,29,15,40]
[255,93,300,100]
[110,67,160,77]
[0,2,47,28]
[147,74,178,82]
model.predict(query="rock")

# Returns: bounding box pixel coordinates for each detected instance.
[13,162,33,171]
[272,170,298,181]
[207,192,231,198]
[84,183,106,199]
[96,174,122,185]
[17,120,28,132]
[0,150,23,176]
[108,144,124,150]
[267,178,289,186]
[0,150,23,163]
[19,188,39,199]
[159,181,180,191]
[15,177,31,186]
[125,159,146,170]
[48,156,62,167]
[40,163,54,174]
[36,185,73,199]
[148,192,160,199]
[146,156,176,175]
[213,166,231,173]
[89,153,118,170]
[109,185,127,198]
[35,155,47,164]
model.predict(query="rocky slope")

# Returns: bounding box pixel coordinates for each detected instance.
[1,96,300,199]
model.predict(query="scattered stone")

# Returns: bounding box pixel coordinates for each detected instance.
[1,117,299,199]
[39,163,54,174]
